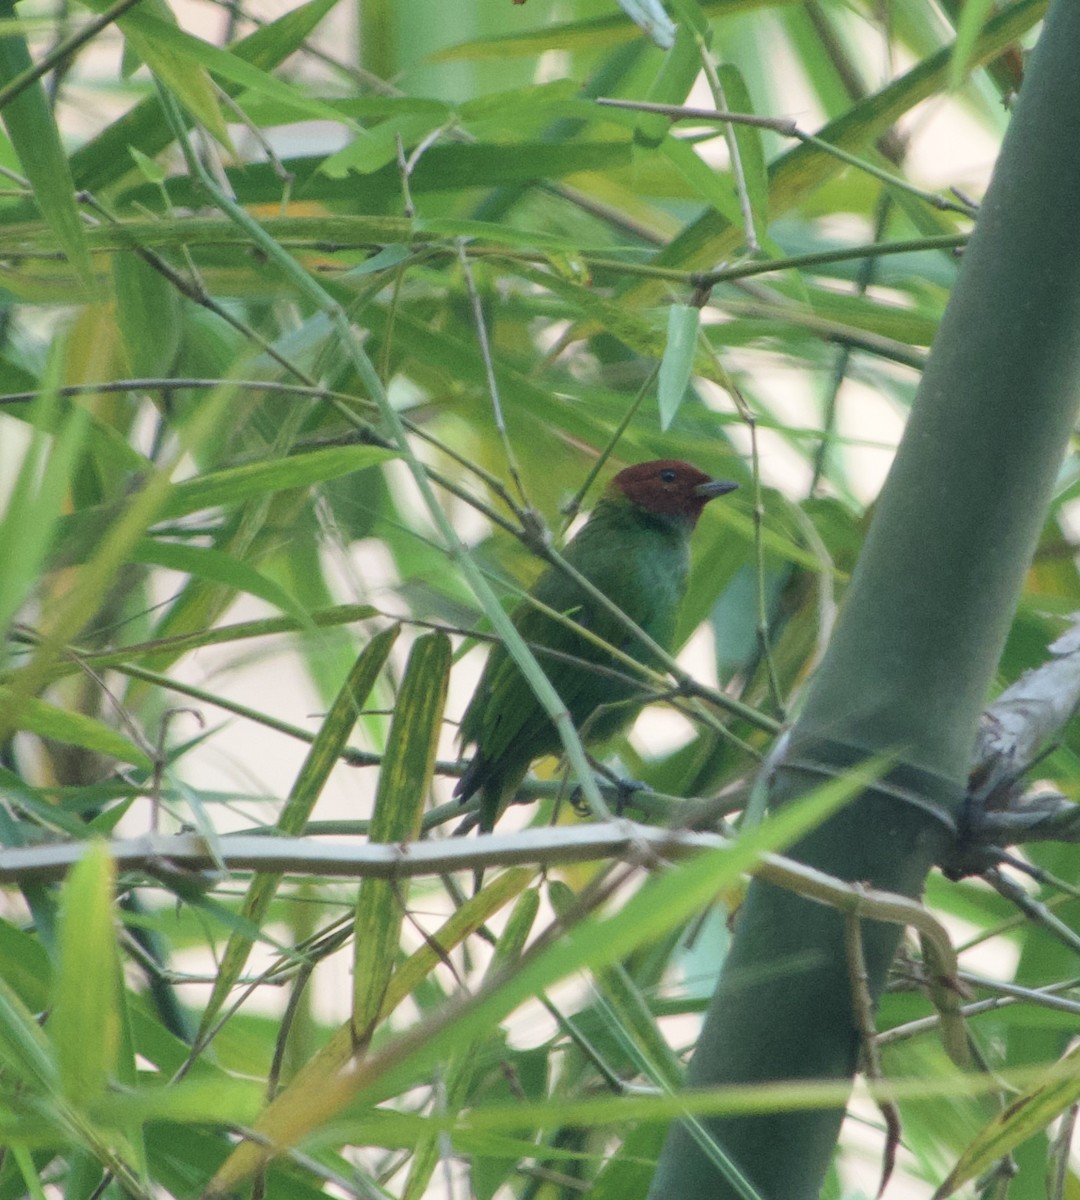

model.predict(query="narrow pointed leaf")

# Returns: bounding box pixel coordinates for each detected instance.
[198,626,399,1034]
[118,9,352,130]
[0,0,94,292]
[0,975,58,1093]
[717,63,768,233]
[949,0,997,89]
[0,690,152,770]
[130,539,307,623]
[634,23,698,146]
[161,445,397,521]
[50,842,118,1105]
[353,630,451,1034]
[933,1042,1080,1198]
[112,251,182,379]
[658,304,699,431]
[96,0,231,146]
[209,867,534,1193]
[70,0,340,192]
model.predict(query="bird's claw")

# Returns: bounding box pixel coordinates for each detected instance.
[569,775,647,818]
[612,776,647,816]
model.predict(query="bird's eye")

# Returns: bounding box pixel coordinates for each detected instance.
[660,468,678,483]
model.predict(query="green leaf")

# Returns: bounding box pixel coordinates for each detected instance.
[119,8,354,131]
[94,1077,264,1128]
[0,0,94,293]
[717,63,768,234]
[105,0,231,146]
[70,0,340,192]
[198,625,400,1036]
[0,376,90,647]
[0,691,153,769]
[432,3,757,61]
[130,538,307,623]
[321,113,446,179]
[932,1041,1080,1198]
[160,445,398,521]
[112,251,182,379]
[128,145,166,185]
[949,0,997,89]
[353,631,451,1034]
[0,974,58,1093]
[634,23,699,148]
[658,135,742,222]
[657,303,699,431]
[50,842,118,1105]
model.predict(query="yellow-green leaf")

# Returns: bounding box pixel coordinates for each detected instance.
[658,303,699,431]
[0,0,94,293]
[208,867,535,1195]
[933,1043,1080,1198]
[0,690,152,770]
[198,625,400,1036]
[50,842,118,1105]
[353,631,451,1034]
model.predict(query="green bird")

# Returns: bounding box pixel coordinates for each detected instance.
[455,459,738,833]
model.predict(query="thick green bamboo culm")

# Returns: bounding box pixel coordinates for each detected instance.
[648,4,1080,1198]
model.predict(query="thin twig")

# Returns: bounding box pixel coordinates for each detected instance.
[558,363,658,535]
[843,905,900,1199]
[0,0,146,111]
[725,379,785,715]
[596,97,978,218]
[697,42,759,257]
[456,238,530,507]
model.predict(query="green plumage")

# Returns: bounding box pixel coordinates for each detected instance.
[456,481,705,832]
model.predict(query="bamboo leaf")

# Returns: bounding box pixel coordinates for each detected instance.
[0,378,90,646]
[932,1043,1080,1198]
[657,303,699,431]
[160,445,397,520]
[0,690,152,769]
[634,23,698,147]
[209,868,535,1193]
[353,630,451,1035]
[949,0,997,89]
[79,0,231,146]
[69,0,340,191]
[50,842,118,1105]
[717,63,768,234]
[0,974,58,1094]
[112,251,182,379]
[117,8,353,130]
[0,0,94,293]
[129,539,308,623]
[198,625,400,1035]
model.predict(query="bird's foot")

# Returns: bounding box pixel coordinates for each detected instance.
[569,773,646,818]
[569,785,591,818]
[611,775,647,816]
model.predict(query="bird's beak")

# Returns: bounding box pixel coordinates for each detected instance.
[694,479,739,500]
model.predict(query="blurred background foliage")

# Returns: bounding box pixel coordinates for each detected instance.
[1,0,1079,1197]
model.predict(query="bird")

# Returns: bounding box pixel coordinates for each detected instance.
[454,459,738,834]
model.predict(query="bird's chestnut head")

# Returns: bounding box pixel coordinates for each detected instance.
[608,459,738,526]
